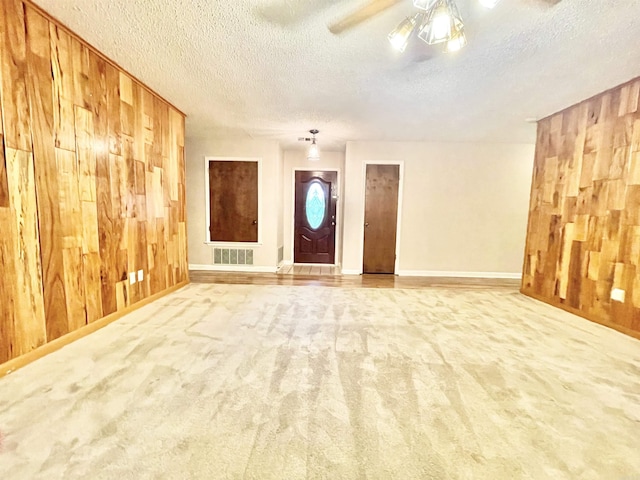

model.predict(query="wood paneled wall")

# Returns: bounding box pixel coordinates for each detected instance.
[0,0,187,364]
[522,77,640,338]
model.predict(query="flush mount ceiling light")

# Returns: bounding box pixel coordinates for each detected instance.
[298,129,320,161]
[388,0,502,54]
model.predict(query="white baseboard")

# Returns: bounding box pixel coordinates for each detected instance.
[189,264,520,279]
[396,270,522,279]
[341,269,362,275]
[189,264,278,273]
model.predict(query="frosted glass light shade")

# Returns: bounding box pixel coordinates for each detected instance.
[446,30,467,52]
[307,142,320,161]
[388,13,421,52]
[418,0,464,45]
[479,0,501,8]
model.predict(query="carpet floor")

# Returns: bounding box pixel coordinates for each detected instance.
[0,283,639,479]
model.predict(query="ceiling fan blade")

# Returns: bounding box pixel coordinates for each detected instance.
[328,0,405,35]
[256,0,336,27]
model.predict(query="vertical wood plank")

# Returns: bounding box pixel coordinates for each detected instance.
[62,246,87,331]
[120,72,134,137]
[0,136,8,208]
[50,23,76,152]
[57,148,86,330]
[74,106,97,202]
[0,8,8,209]
[57,148,83,247]
[25,6,69,341]
[0,207,17,363]
[5,148,47,355]
[132,82,145,163]
[106,64,121,155]
[83,251,103,323]
[71,37,91,109]
[0,0,31,152]
[137,221,149,297]
[89,50,117,316]
[123,135,136,216]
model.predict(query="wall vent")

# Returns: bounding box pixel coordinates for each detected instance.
[213,248,254,265]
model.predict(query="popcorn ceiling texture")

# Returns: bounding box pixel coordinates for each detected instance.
[32,0,640,148]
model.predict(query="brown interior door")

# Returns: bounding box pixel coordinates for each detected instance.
[363,164,399,274]
[208,160,258,242]
[294,171,337,264]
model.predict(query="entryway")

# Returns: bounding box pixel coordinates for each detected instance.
[277,264,341,276]
[293,170,338,264]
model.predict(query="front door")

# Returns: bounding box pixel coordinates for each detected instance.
[294,171,337,264]
[363,164,400,274]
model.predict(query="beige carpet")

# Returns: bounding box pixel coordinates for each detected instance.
[0,284,639,479]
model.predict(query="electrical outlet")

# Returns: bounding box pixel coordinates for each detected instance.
[611,288,625,303]
[137,270,144,282]
[129,272,136,285]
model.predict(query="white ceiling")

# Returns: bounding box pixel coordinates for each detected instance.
[33,0,640,150]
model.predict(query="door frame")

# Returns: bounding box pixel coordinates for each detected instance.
[360,161,404,275]
[291,167,342,266]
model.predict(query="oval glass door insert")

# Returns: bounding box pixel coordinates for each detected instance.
[305,182,326,229]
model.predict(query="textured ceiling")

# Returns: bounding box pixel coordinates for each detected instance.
[32,0,640,150]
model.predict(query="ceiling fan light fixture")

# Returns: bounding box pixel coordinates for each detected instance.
[413,0,437,10]
[446,29,467,52]
[388,13,422,52]
[418,0,464,45]
[478,0,501,8]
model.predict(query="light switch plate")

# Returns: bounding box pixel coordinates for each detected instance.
[137,270,144,282]
[129,272,136,285]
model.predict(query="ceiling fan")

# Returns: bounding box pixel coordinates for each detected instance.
[328,0,562,35]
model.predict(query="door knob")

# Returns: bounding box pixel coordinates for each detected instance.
[365,222,369,227]
[252,220,257,225]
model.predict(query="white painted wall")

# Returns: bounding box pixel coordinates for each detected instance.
[277,145,284,262]
[186,137,534,276]
[185,137,281,270]
[282,150,345,265]
[342,141,535,276]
